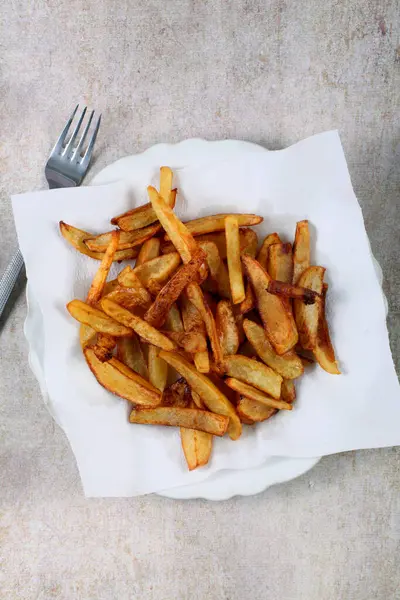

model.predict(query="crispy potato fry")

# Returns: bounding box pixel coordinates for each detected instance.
[117,336,149,379]
[281,379,296,403]
[257,233,282,270]
[86,231,120,305]
[111,188,177,232]
[84,224,160,253]
[180,404,213,470]
[223,354,282,399]
[159,351,242,440]
[148,344,168,391]
[135,237,161,267]
[225,378,292,410]
[198,241,221,278]
[242,255,298,355]
[225,216,245,304]
[163,331,208,353]
[216,300,239,356]
[164,303,184,332]
[181,292,209,372]
[293,220,310,284]
[294,266,325,350]
[314,286,340,374]
[91,333,117,362]
[164,214,263,240]
[85,348,161,406]
[268,242,293,283]
[267,280,320,304]
[236,396,276,422]
[59,221,139,261]
[159,166,173,201]
[186,282,224,367]
[67,300,132,337]
[127,253,181,288]
[162,378,191,407]
[144,249,206,328]
[162,227,257,260]
[148,186,198,264]
[101,298,176,350]
[102,284,152,311]
[130,406,229,436]
[243,319,304,379]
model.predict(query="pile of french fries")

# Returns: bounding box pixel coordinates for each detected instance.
[62,167,340,471]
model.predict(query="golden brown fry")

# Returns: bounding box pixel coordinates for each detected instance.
[224,378,292,411]
[130,406,229,436]
[164,303,184,332]
[216,300,239,356]
[148,345,168,391]
[67,300,132,337]
[198,241,221,278]
[91,333,117,362]
[135,237,161,267]
[191,389,206,409]
[181,292,209,372]
[163,331,207,353]
[293,266,325,350]
[129,253,181,288]
[243,319,304,379]
[59,221,139,261]
[223,354,282,399]
[159,166,173,202]
[86,231,120,305]
[194,351,210,373]
[242,255,298,355]
[162,228,257,260]
[148,186,198,264]
[117,336,149,379]
[111,189,177,232]
[268,242,293,283]
[84,223,161,252]
[180,402,213,470]
[102,284,152,311]
[267,280,320,304]
[144,249,206,328]
[186,282,224,367]
[257,233,282,270]
[314,286,340,374]
[162,378,191,408]
[281,379,296,403]
[101,298,176,350]
[293,220,310,284]
[225,216,245,304]
[159,351,242,440]
[85,348,161,406]
[164,214,263,239]
[236,396,276,423]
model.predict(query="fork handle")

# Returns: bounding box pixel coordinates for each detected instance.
[0,249,24,318]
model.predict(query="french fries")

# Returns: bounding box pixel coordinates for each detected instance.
[64,166,339,471]
[243,319,303,379]
[225,216,245,304]
[293,266,325,350]
[222,355,282,399]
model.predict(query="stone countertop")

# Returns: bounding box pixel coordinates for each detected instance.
[0,2,399,599]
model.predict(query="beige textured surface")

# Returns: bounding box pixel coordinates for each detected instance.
[0,1,399,599]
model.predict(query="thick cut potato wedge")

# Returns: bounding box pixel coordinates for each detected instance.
[84,223,161,252]
[111,187,177,231]
[257,233,282,270]
[148,344,168,391]
[162,378,191,408]
[225,216,245,304]
[223,354,282,399]
[164,303,184,332]
[129,406,229,436]
[144,249,206,328]
[128,253,182,288]
[163,331,207,353]
[180,401,213,470]
[216,300,239,356]
[236,396,276,422]
[242,255,298,355]
[85,348,161,406]
[164,214,263,239]
[59,221,139,261]
[314,287,340,374]
[268,242,293,283]
[225,378,292,410]
[293,220,310,284]
[148,186,198,264]
[103,284,152,311]
[281,379,296,403]
[136,237,161,267]
[67,300,132,337]
[101,298,176,350]
[117,336,149,379]
[186,282,224,367]
[294,266,325,350]
[243,319,303,379]
[159,351,242,440]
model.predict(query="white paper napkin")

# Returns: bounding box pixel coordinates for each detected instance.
[12,131,400,497]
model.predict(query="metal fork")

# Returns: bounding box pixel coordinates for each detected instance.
[0,105,101,319]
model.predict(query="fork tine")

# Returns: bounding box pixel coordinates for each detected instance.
[81,114,101,166]
[63,106,87,156]
[51,104,79,155]
[72,110,94,160]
